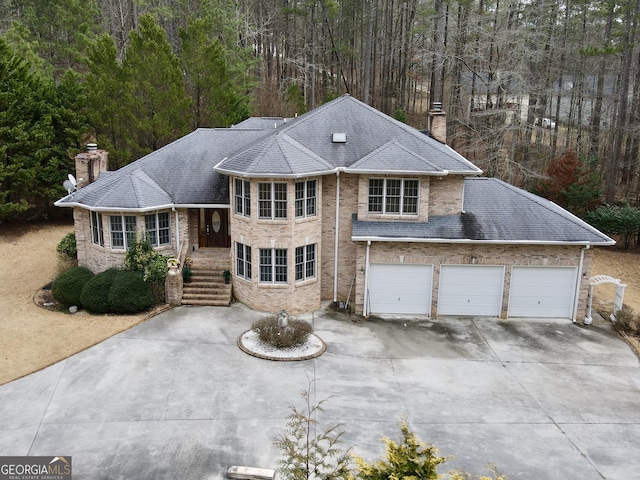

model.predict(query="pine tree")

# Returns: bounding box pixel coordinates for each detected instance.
[179,17,250,128]
[0,38,87,220]
[85,34,131,168]
[123,14,192,157]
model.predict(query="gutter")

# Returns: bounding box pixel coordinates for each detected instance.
[213,165,483,180]
[350,236,615,246]
[53,202,231,213]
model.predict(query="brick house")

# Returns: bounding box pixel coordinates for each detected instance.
[55,95,613,320]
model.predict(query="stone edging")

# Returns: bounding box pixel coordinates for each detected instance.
[237,330,327,361]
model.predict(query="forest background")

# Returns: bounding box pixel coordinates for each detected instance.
[1,0,639,228]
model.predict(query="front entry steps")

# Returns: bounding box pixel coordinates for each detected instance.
[181,250,232,306]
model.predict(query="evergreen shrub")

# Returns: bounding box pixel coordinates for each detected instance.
[107,270,154,314]
[56,232,78,259]
[80,269,119,314]
[79,269,154,315]
[51,266,94,308]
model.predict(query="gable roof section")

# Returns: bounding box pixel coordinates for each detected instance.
[55,128,273,211]
[215,95,481,177]
[352,177,614,245]
[349,140,446,174]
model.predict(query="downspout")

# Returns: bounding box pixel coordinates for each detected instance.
[174,208,180,254]
[572,245,589,322]
[363,240,371,316]
[333,171,341,302]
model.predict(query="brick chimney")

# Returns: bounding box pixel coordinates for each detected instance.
[428,102,447,144]
[74,143,108,188]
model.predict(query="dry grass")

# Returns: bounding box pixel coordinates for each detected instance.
[591,247,640,313]
[0,220,149,385]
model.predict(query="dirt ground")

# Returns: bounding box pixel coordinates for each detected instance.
[1,222,639,386]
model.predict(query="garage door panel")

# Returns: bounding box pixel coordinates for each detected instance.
[509,267,576,318]
[369,264,432,315]
[438,265,504,316]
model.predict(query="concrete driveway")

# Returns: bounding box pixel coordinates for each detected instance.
[1,304,639,479]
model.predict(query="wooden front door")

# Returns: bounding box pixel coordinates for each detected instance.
[199,208,230,247]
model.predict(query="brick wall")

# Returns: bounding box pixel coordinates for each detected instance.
[321,173,359,304]
[323,172,466,307]
[73,207,185,273]
[428,176,465,216]
[230,177,324,314]
[74,150,108,188]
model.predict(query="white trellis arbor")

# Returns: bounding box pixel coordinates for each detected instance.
[585,275,627,325]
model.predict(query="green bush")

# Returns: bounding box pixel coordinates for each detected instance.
[125,236,167,281]
[107,270,154,314]
[56,232,77,259]
[124,236,168,304]
[585,204,640,248]
[80,269,120,314]
[51,266,94,307]
[252,316,312,349]
[79,269,154,315]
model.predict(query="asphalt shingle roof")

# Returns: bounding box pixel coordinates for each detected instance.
[215,95,481,176]
[351,177,614,245]
[55,128,273,210]
[217,134,334,177]
[54,96,612,246]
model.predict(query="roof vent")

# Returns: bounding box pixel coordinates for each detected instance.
[86,143,98,152]
[332,133,347,143]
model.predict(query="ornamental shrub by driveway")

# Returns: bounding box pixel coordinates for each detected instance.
[79,269,153,314]
[51,266,94,308]
[80,269,120,314]
[107,270,154,314]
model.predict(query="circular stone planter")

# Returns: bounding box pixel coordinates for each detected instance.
[238,329,326,361]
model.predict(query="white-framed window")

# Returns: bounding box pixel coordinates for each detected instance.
[295,180,317,218]
[259,248,287,283]
[110,215,137,249]
[145,212,171,246]
[258,182,287,219]
[90,211,104,246]
[236,242,252,280]
[234,179,251,217]
[368,178,419,215]
[295,244,316,282]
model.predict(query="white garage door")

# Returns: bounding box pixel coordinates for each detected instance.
[368,264,433,315]
[509,266,577,318]
[438,265,504,316]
